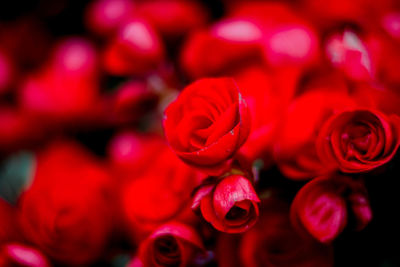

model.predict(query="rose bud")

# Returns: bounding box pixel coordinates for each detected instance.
[192,171,260,233]
[103,19,164,76]
[138,222,205,267]
[19,141,115,265]
[274,89,358,180]
[316,109,400,173]
[180,19,263,78]
[291,175,372,243]
[0,243,50,267]
[163,77,251,175]
[85,0,134,37]
[325,30,374,81]
[19,38,99,123]
[136,0,208,39]
[122,142,204,243]
[216,196,334,267]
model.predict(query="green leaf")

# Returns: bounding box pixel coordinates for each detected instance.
[0,151,35,205]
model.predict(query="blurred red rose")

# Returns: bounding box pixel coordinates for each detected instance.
[137,222,205,267]
[180,19,263,79]
[19,38,99,123]
[85,0,134,37]
[192,169,260,233]
[164,77,251,175]
[316,109,400,173]
[0,243,50,267]
[19,141,115,265]
[103,19,164,76]
[325,30,374,81]
[217,195,334,267]
[136,0,208,39]
[122,142,204,243]
[108,131,165,180]
[291,175,372,243]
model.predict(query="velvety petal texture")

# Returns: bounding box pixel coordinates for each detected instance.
[164,77,251,175]
[316,109,400,173]
[193,174,260,233]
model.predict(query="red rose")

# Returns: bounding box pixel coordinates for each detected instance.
[316,109,400,173]
[180,19,263,78]
[325,30,374,81]
[192,172,260,233]
[163,77,251,175]
[19,141,115,265]
[108,131,165,180]
[103,19,164,76]
[85,0,134,37]
[122,142,204,243]
[137,222,205,267]
[216,195,334,267]
[274,89,358,180]
[0,243,50,267]
[136,0,208,39]
[19,38,99,122]
[291,175,372,243]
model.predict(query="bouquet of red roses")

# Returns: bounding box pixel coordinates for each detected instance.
[1,0,400,266]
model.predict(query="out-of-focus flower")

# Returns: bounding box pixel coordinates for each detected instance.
[19,38,99,123]
[85,0,134,37]
[122,142,203,243]
[103,19,164,76]
[164,77,251,175]
[274,89,359,180]
[291,175,372,243]
[325,30,374,81]
[263,24,319,67]
[0,107,42,153]
[137,222,205,267]
[0,243,51,267]
[19,141,115,265]
[136,0,208,39]
[108,131,165,180]
[216,195,334,267]
[317,109,400,173]
[180,18,264,78]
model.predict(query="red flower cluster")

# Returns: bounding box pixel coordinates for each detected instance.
[1,0,400,266]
